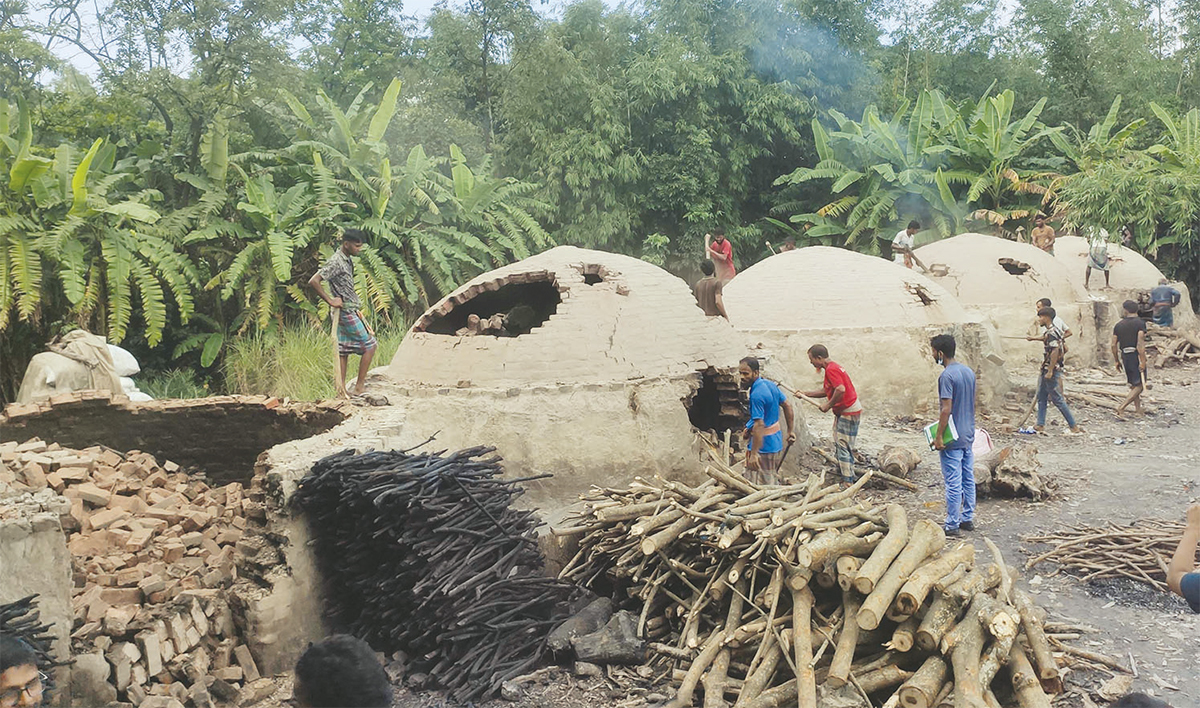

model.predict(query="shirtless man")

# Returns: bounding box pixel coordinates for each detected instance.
[1031,214,1056,254]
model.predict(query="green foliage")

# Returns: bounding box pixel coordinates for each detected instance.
[223,323,404,399]
[1,99,201,345]
[137,368,212,399]
[777,87,1058,246]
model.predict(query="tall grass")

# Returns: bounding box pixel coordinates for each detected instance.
[224,323,405,400]
[137,368,213,399]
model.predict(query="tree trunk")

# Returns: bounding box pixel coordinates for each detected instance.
[858,520,946,630]
[854,504,909,595]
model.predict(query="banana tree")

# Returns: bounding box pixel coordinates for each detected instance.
[945,89,1060,230]
[774,90,970,247]
[271,77,552,317]
[2,97,201,345]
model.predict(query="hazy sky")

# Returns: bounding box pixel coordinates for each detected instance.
[40,0,576,77]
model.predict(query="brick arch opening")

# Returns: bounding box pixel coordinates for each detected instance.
[685,368,744,440]
[0,396,345,486]
[417,275,562,336]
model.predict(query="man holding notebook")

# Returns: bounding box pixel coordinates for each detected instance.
[930,334,976,536]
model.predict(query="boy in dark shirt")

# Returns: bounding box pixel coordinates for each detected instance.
[1111,300,1148,418]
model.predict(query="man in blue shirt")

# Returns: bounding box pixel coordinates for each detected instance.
[931,334,977,536]
[739,357,795,485]
[1150,278,1182,327]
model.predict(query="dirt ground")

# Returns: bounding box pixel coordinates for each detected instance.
[256,361,1199,708]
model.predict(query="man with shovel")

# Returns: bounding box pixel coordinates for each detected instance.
[739,357,795,485]
[309,229,377,397]
[798,345,863,484]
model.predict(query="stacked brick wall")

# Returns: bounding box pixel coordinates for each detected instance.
[1,393,345,485]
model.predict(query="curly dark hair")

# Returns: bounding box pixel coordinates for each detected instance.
[294,635,392,708]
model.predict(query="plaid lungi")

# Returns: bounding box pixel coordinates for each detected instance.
[337,310,377,356]
[748,452,781,486]
[835,414,861,481]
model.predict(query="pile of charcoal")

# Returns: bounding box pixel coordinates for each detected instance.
[291,446,577,702]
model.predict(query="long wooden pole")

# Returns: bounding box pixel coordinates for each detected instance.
[330,306,347,398]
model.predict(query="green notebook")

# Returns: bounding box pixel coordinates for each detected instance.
[923,418,959,449]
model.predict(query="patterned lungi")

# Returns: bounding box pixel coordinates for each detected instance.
[835,414,861,481]
[748,452,781,486]
[338,310,377,356]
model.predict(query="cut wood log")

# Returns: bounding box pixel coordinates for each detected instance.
[898,655,947,708]
[792,585,817,708]
[879,446,922,478]
[795,530,882,571]
[915,594,960,653]
[894,544,976,616]
[858,521,946,630]
[827,588,863,688]
[888,615,920,653]
[1011,588,1060,693]
[857,665,915,693]
[665,628,726,708]
[943,595,989,708]
[1007,640,1051,708]
[837,556,863,592]
[854,505,909,595]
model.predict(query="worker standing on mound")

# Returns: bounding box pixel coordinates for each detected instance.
[309,228,377,397]
[705,228,737,283]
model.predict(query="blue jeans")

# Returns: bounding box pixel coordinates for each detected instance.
[939,447,975,531]
[1037,370,1077,428]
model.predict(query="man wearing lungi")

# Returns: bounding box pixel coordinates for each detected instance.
[309,229,377,396]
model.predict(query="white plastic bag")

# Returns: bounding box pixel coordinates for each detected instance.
[107,344,141,377]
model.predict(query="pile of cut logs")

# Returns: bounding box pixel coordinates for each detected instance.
[1146,326,1200,369]
[1024,519,1186,593]
[0,438,273,707]
[558,465,1064,708]
[292,446,578,702]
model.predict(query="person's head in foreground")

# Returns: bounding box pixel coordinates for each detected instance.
[1110,693,1173,708]
[1035,214,1046,226]
[700,260,715,277]
[0,635,43,708]
[906,220,920,235]
[293,635,392,708]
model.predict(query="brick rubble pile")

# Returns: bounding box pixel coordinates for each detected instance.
[1,438,278,708]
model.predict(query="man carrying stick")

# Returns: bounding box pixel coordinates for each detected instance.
[930,334,977,537]
[309,229,377,397]
[738,356,795,485]
[800,345,863,484]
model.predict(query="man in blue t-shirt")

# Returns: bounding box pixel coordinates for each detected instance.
[739,357,795,486]
[1150,278,1182,327]
[1167,503,1200,613]
[931,334,977,536]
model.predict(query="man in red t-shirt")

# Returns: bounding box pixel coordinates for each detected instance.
[800,344,864,482]
[705,229,736,282]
